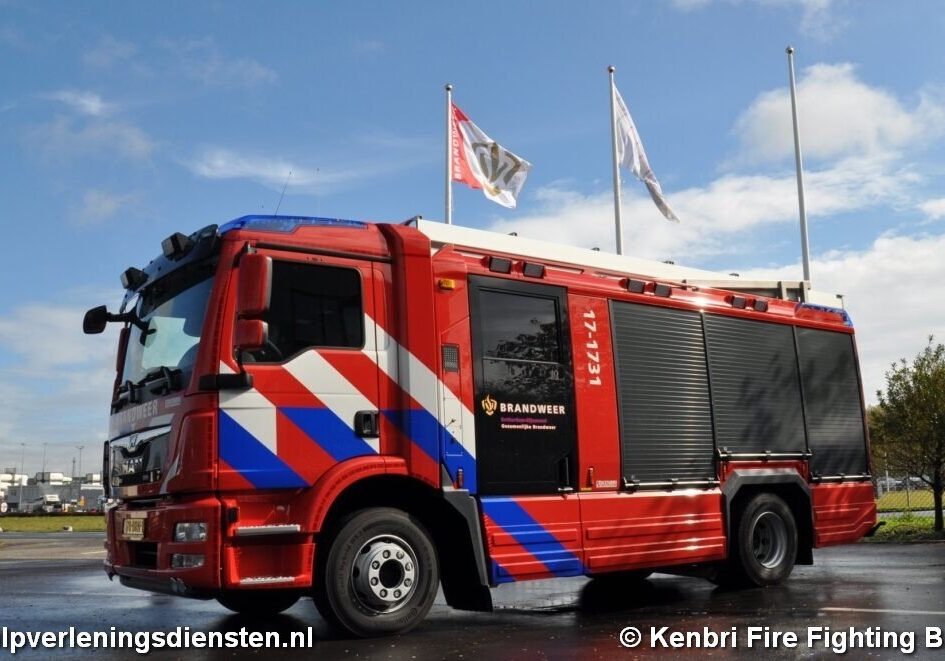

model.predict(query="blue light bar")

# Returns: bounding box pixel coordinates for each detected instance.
[219,215,368,235]
[795,302,853,327]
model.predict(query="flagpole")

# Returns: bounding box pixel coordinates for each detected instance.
[608,66,624,255]
[786,46,811,282]
[445,83,454,225]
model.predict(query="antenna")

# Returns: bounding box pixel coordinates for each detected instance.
[274,170,292,216]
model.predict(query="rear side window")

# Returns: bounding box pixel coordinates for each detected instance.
[247,261,363,362]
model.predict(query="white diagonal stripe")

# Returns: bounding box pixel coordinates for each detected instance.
[283,350,378,454]
[218,391,278,456]
[369,321,477,458]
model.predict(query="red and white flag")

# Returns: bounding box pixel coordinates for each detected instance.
[450,103,531,208]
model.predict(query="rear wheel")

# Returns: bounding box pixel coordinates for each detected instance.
[315,508,439,637]
[217,589,299,616]
[721,493,797,587]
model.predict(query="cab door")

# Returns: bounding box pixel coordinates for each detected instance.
[218,250,381,490]
[468,275,583,582]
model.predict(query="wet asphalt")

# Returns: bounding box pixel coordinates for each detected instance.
[1,533,943,659]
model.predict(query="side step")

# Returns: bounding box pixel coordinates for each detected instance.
[234,524,301,537]
[240,576,296,586]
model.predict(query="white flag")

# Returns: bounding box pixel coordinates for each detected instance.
[451,103,531,208]
[614,88,679,223]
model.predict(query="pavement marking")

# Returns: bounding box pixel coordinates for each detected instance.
[81,550,107,555]
[821,607,945,617]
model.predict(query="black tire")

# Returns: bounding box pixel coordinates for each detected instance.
[722,493,797,587]
[217,589,300,616]
[316,507,439,638]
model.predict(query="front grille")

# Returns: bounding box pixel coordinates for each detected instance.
[130,542,158,569]
[125,499,160,510]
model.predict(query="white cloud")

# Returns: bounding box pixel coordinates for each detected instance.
[0,305,115,373]
[0,298,119,473]
[740,232,945,404]
[163,37,277,88]
[485,153,915,261]
[44,89,114,117]
[187,148,351,193]
[919,197,945,221]
[83,35,137,68]
[733,63,945,165]
[26,116,154,161]
[74,190,137,226]
[185,144,430,195]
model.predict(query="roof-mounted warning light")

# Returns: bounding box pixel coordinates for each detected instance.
[162,232,195,260]
[120,267,148,290]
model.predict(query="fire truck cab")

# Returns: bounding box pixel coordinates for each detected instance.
[84,215,876,637]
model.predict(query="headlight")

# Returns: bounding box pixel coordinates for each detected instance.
[174,522,207,542]
[171,553,205,568]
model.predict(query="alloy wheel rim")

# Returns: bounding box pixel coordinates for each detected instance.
[350,534,418,614]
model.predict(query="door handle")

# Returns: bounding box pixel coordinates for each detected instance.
[354,410,380,438]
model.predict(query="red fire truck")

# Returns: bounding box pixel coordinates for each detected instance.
[84,215,877,637]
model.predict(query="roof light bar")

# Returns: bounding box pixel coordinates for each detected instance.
[219,215,367,234]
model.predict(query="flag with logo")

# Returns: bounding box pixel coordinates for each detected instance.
[450,103,531,208]
[613,87,679,223]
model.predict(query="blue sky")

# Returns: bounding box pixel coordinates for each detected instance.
[2,0,945,474]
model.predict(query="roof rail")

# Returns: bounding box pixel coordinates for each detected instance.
[414,219,842,306]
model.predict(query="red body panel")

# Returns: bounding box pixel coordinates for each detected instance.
[578,490,727,573]
[481,495,584,583]
[567,293,621,491]
[812,482,878,547]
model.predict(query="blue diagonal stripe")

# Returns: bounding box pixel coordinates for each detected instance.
[481,497,584,582]
[281,407,377,462]
[381,408,438,460]
[219,411,307,489]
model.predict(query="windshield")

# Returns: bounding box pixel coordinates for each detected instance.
[121,275,214,385]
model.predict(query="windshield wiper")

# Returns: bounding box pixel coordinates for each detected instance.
[111,366,183,412]
[112,380,141,411]
[140,366,183,396]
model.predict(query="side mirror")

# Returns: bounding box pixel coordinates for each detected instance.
[237,254,272,318]
[234,319,269,353]
[83,305,109,334]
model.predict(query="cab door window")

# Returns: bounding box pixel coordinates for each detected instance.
[245,261,363,362]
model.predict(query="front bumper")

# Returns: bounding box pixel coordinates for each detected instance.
[105,495,222,598]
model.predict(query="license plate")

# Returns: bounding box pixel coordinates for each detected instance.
[123,518,145,540]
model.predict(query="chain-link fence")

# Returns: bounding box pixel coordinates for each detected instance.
[873,475,937,520]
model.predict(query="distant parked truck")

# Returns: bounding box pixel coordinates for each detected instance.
[30,494,62,513]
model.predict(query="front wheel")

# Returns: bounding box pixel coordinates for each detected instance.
[315,508,439,637]
[722,493,798,587]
